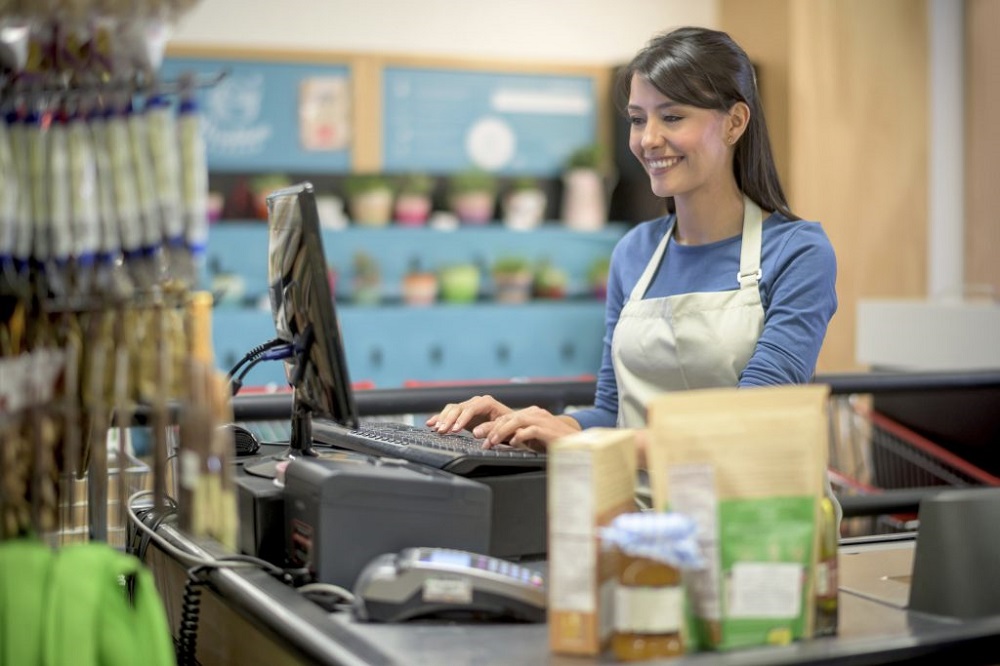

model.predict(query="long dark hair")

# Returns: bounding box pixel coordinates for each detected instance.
[616,26,797,220]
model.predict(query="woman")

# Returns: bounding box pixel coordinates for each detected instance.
[427,26,837,454]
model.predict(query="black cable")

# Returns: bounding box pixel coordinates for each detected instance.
[225,338,284,381]
[126,501,179,561]
[175,563,213,666]
[134,507,179,562]
[231,355,269,396]
[230,344,295,396]
[172,554,299,665]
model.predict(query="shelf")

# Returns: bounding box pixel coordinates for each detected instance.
[205,221,623,387]
[205,221,626,301]
[214,300,608,389]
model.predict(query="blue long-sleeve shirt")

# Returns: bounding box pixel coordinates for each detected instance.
[571,212,838,429]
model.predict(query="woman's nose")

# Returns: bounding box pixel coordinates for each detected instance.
[641,122,663,149]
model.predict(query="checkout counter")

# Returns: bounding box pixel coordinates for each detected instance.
[137,372,1000,665]
[141,523,1000,665]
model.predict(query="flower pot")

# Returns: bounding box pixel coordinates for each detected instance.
[402,272,439,305]
[591,273,609,299]
[561,168,607,231]
[439,264,481,303]
[350,189,394,226]
[503,189,547,230]
[534,264,570,299]
[493,271,534,303]
[394,193,432,226]
[353,278,381,305]
[450,191,495,225]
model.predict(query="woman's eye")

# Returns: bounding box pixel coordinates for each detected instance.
[662,115,682,123]
[628,116,645,126]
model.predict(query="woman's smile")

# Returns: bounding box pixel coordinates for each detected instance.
[645,155,683,175]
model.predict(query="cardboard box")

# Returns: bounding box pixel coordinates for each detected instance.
[547,428,637,655]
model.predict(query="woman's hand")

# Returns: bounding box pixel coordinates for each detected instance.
[479,407,582,452]
[426,394,514,436]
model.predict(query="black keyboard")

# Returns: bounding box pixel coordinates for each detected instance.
[311,418,546,477]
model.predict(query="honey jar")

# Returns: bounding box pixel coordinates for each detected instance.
[600,512,702,662]
[612,549,685,660]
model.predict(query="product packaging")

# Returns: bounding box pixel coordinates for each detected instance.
[646,384,830,651]
[548,427,637,655]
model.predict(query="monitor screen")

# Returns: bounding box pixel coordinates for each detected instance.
[266,182,359,429]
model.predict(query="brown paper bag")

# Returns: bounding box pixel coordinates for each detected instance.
[647,384,830,651]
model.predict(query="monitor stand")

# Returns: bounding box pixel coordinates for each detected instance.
[244,393,318,480]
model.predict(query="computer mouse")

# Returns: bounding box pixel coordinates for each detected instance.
[219,423,261,456]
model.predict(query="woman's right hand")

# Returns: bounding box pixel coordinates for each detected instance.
[425,395,514,438]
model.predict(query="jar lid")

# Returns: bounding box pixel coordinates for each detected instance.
[600,512,703,569]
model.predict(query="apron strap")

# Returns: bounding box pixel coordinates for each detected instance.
[737,195,764,289]
[628,218,674,301]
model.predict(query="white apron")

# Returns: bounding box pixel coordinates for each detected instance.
[611,195,765,428]
[612,196,842,524]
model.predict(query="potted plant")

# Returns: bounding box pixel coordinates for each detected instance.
[533,259,570,299]
[393,172,435,226]
[401,258,438,306]
[491,255,534,303]
[502,176,547,231]
[351,251,381,304]
[438,262,481,303]
[344,173,394,227]
[447,169,497,225]
[588,256,611,299]
[561,144,608,231]
[250,174,291,219]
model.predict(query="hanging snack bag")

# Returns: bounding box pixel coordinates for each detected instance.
[646,384,830,651]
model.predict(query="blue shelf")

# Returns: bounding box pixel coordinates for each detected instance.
[205,222,625,387]
[205,221,625,301]
[214,300,608,389]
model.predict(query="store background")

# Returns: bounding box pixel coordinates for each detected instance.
[169,0,1000,379]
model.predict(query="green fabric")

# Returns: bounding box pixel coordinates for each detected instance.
[0,539,174,666]
[0,539,55,666]
[42,542,176,666]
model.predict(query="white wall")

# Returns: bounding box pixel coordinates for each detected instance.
[171,0,717,65]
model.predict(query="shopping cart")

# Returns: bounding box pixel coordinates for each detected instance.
[828,394,1000,536]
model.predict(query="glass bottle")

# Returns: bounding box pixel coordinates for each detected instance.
[814,497,839,636]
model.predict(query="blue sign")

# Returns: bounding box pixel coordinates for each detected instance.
[159,57,352,173]
[382,67,596,176]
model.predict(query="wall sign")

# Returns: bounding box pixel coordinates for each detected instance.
[159,57,352,173]
[382,67,596,176]
[159,50,605,177]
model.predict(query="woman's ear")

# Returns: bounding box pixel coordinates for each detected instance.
[726,101,751,144]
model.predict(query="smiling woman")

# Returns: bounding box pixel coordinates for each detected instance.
[426,27,837,464]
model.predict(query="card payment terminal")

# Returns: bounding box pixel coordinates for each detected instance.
[352,547,546,623]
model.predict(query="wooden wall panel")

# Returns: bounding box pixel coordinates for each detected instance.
[789,0,928,373]
[722,0,929,373]
[719,0,791,188]
[965,0,1000,299]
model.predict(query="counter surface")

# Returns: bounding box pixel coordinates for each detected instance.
[146,524,1000,666]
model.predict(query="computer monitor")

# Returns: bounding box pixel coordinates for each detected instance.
[245,182,358,477]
